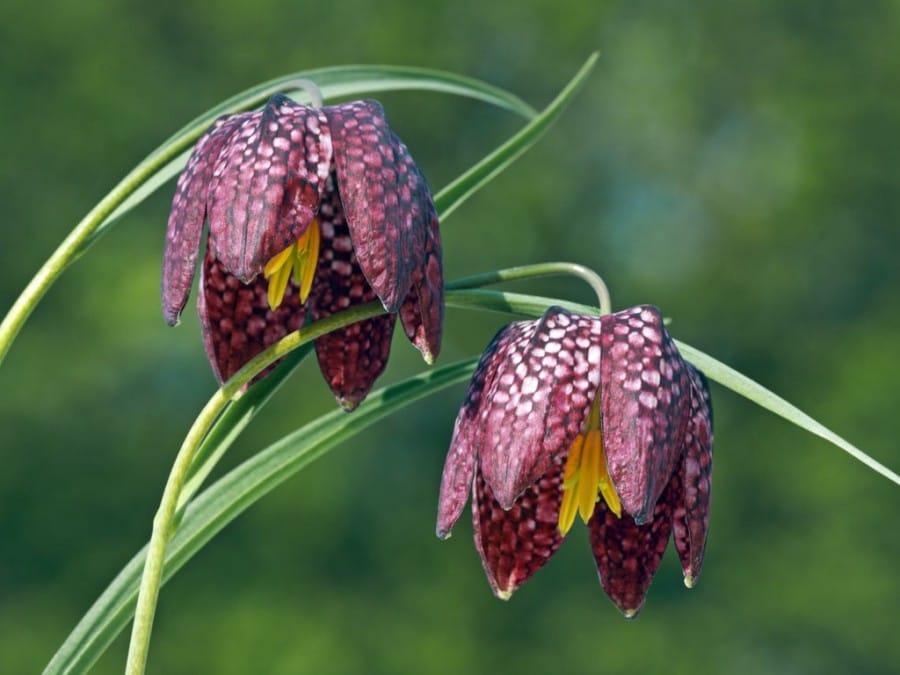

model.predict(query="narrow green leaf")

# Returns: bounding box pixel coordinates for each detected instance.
[43,359,477,675]
[435,52,598,219]
[675,342,900,486]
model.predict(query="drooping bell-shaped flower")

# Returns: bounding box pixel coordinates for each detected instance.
[162,94,443,409]
[437,305,713,617]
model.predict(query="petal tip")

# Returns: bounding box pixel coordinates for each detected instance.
[622,607,640,620]
[494,587,514,602]
[339,396,361,412]
[421,348,437,366]
[631,510,650,526]
[162,296,183,326]
[380,295,402,314]
[436,527,452,541]
[494,490,518,512]
[683,574,696,589]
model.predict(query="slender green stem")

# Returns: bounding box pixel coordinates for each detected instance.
[0,171,156,366]
[447,262,611,315]
[291,79,324,108]
[124,301,384,675]
[176,344,315,513]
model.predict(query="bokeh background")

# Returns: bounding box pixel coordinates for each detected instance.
[2,1,898,673]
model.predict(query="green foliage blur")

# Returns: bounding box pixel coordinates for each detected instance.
[2,0,898,673]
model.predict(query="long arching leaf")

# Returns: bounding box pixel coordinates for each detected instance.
[43,359,477,675]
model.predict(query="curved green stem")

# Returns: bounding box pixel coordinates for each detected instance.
[127,277,595,674]
[447,262,611,315]
[291,79,324,108]
[177,343,315,513]
[45,356,480,675]
[124,301,384,675]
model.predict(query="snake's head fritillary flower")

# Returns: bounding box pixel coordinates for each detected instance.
[162,94,443,409]
[437,305,713,617]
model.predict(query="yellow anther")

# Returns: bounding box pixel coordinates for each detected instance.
[263,220,320,310]
[558,395,622,535]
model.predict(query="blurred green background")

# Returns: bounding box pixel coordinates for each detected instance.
[2,0,898,673]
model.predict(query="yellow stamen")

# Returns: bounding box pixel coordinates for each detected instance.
[263,220,320,310]
[558,435,584,535]
[294,218,320,302]
[558,395,622,535]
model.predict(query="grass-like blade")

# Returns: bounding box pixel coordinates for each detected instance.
[675,341,900,485]
[43,359,477,675]
[435,52,598,220]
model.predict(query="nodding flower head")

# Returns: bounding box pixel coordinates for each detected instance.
[162,94,443,409]
[437,305,713,617]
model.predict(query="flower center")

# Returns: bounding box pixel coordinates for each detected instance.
[263,220,321,310]
[558,394,622,535]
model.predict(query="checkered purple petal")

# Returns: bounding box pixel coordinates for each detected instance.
[398,206,443,363]
[162,114,243,325]
[598,305,691,524]
[311,184,395,410]
[437,323,524,538]
[197,249,306,384]
[472,457,566,599]
[475,308,601,509]
[589,471,679,617]
[207,95,332,282]
[672,365,714,585]
[324,100,433,313]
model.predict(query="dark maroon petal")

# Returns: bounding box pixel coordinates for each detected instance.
[324,100,434,312]
[162,114,243,326]
[437,324,514,538]
[673,365,714,587]
[589,471,679,618]
[207,95,332,282]
[310,185,395,410]
[398,206,443,363]
[599,305,691,524]
[472,457,565,599]
[197,249,306,384]
[476,307,602,509]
